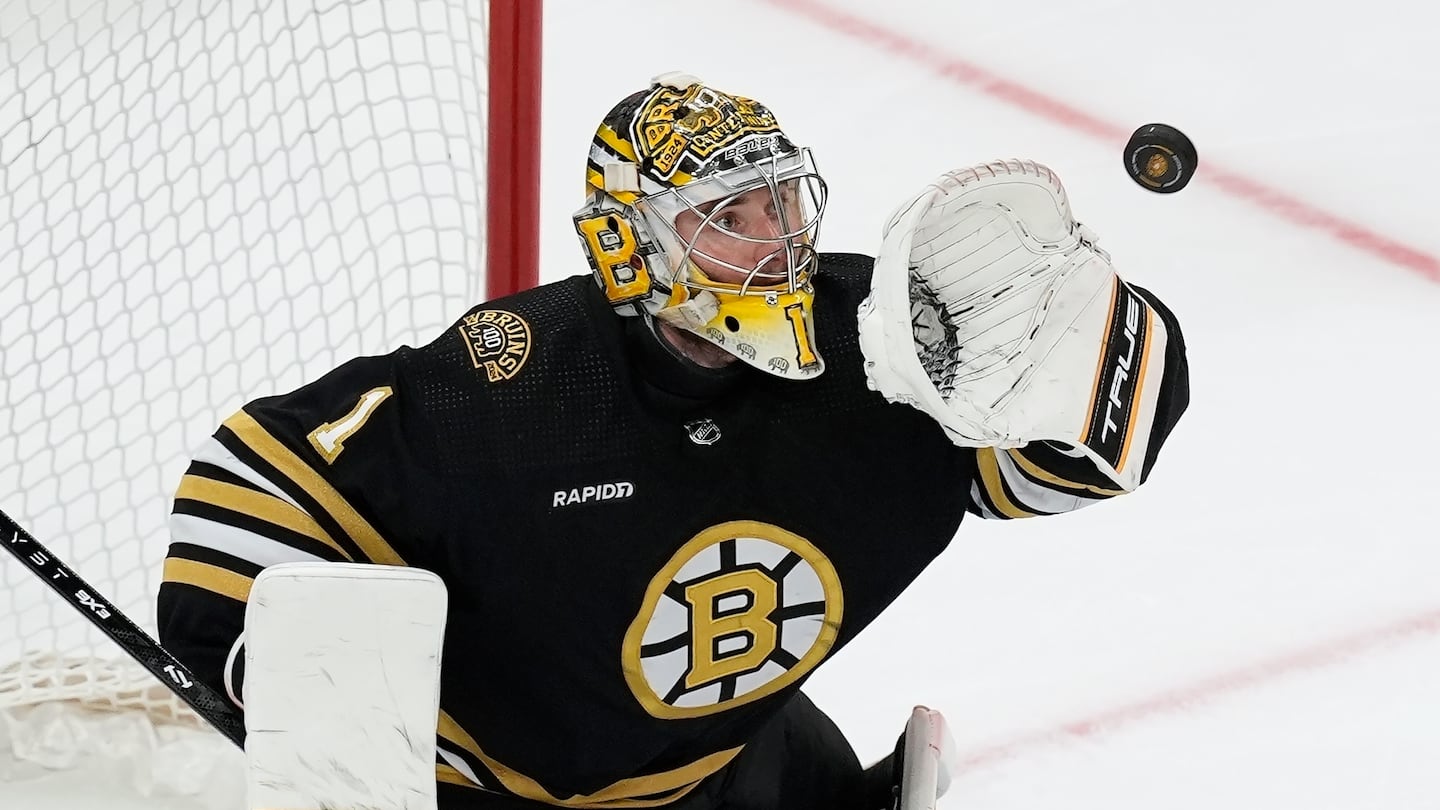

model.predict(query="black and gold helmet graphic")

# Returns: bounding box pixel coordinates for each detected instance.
[571,73,829,380]
[589,75,797,197]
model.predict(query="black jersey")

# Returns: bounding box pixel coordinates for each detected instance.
[158,253,1188,807]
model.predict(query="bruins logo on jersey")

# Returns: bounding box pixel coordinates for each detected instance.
[622,520,843,719]
[458,309,531,382]
[633,84,781,180]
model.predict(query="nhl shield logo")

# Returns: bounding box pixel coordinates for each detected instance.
[684,418,721,445]
[459,309,531,382]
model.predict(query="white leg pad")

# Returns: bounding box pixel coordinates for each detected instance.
[899,706,960,810]
[244,563,447,810]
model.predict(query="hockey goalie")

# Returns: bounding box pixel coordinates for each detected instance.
[157,72,1188,810]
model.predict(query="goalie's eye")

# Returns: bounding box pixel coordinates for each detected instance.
[711,211,740,232]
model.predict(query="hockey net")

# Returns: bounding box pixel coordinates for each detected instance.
[0,0,539,798]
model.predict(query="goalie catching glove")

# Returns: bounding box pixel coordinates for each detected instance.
[858,160,1171,492]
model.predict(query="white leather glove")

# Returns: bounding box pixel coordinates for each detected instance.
[857,160,1170,490]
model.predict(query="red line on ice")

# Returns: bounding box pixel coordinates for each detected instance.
[759,0,1440,283]
[954,608,1440,768]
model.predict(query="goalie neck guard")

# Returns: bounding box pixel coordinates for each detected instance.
[572,72,829,380]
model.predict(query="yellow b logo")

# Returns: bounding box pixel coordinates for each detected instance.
[622,521,843,719]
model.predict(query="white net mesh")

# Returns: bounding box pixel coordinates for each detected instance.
[0,0,495,793]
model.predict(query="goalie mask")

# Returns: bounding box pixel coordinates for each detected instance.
[572,73,829,379]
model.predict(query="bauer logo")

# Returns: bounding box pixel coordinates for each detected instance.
[551,481,635,509]
[621,520,843,719]
[459,309,531,382]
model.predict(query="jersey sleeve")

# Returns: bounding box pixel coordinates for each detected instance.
[157,352,432,706]
[968,284,1190,519]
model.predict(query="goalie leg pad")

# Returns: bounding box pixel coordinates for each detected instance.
[244,563,448,810]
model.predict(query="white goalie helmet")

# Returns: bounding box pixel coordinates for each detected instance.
[572,72,829,379]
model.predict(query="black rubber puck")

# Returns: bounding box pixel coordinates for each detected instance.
[1124,123,1197,193]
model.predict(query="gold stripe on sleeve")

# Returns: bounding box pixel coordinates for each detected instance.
[975,449,1042,519]
[162,558,255,603]
[1005,448,1125,498]
[175,475,353,562]
[222,411,406,567]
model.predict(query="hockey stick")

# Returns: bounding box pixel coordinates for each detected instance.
[1,507,246,748]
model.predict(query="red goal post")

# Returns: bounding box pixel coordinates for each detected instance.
[487,0,543,300]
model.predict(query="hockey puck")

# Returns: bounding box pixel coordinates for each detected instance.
[1124,123,1197,193]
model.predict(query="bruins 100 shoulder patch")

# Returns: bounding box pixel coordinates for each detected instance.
[458,309,532,382]
[1082,281,1152,472]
